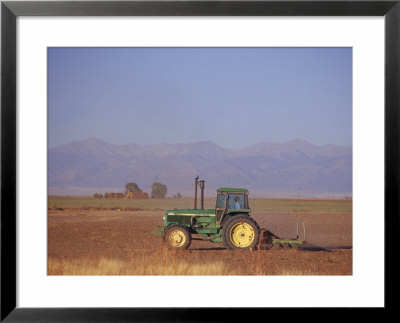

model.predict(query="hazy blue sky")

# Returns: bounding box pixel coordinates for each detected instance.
[48,47,352,149]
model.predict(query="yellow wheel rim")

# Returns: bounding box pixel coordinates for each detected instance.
[230,222,255,248]
[168,229,186,248]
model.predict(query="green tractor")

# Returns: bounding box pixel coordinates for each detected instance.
[154,176,261,250]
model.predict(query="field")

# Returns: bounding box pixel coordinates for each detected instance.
[48,197,352,275]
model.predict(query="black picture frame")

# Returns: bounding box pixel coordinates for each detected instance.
[1,0,398,321]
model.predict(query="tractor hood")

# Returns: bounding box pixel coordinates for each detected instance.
[165,209,216,216]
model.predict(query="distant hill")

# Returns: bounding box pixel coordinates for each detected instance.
[48,137,352,198]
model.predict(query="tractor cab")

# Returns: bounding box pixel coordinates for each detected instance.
[215,188,250,224]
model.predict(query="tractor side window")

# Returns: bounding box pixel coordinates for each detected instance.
[228,194,247,209]
[216,194,225,208]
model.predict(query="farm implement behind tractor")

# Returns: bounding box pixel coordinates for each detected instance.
[258,222,307,249]
[154,176,306,250]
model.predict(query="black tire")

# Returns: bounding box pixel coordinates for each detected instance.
[222,215,260,250]
[164,225,191,249]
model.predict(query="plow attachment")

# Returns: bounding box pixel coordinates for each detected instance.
[258,221,307,249]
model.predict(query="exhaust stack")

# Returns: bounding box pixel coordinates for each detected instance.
[199,180,205,210]
[193,176,205,210]
[194,176,199,209]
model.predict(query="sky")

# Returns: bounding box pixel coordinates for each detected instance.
[48,47,352,149]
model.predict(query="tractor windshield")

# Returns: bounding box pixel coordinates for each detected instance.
[227,194,248,209]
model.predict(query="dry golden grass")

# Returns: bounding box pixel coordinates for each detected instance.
[49,257,228,275]
[49,245,230,275]
[48,255,333,276]
[48,245,351,276]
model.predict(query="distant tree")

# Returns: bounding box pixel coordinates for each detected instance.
[104,192,109,198]
[93,193,103,198]
[125,182,142,195]
[151,182,167,198]
[173,193,182,199]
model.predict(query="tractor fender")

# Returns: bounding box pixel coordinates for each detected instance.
[221,213,249,227]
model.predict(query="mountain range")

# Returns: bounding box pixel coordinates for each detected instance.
[48,137,352,198]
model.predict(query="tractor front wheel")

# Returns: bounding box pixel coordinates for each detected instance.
[164,225,191,249]
[222,215,260,250]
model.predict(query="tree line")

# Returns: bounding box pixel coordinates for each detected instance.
[93,182,172,199]
[125,182,168,198]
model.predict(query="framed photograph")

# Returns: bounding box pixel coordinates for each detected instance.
[1,0,398,320]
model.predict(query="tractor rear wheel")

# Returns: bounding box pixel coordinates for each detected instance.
[222,215,260,250]
[164,225,191,249]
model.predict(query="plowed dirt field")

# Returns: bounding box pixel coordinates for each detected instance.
[48,200,352,275]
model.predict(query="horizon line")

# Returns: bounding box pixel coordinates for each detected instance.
[49,136,353,150]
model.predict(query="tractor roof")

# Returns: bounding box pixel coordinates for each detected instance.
[217,187,248,193]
